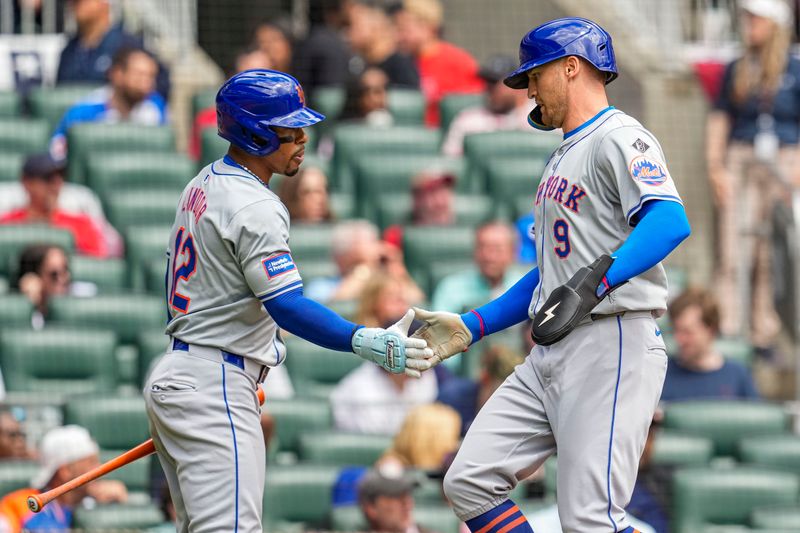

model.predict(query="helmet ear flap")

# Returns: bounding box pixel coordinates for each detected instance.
[528,105,556,131]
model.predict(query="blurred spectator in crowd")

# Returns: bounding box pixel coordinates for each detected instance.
[705,0,800,354]
[660,287,759,402]
[358,463,440,533]
[437,344,524,436]
[51,47,167,160]
[12,0,66,33]
[441,55,533,157]
[190,46,273,159]
[431,221,521,313]
[292,0,353,98]
[382,403,461,470]
[0,155,109,258]
[0,425,127,533]
[57,0,169,98]
[383,171,455,249]
[626,412,671,533]
[330,274,435,434]
[393,0,484,126]
[0,408,33,460]
[338,66,394,126]
[347,1,419,88]
[253,20,293,73]
[305,220,424,304]
[279,166,333,223]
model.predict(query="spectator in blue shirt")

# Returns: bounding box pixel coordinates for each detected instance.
[50,46,167,160]
[660,287,759,402]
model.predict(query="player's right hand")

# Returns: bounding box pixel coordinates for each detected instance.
[409,307,472,369]
[351,310,433,377]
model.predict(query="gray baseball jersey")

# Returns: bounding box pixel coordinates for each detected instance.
[444,106,676,532]
[164,156,302,366]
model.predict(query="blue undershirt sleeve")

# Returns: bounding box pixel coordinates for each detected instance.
[262,287,360,352]
[604,199,691,288]
[460,267,540,344]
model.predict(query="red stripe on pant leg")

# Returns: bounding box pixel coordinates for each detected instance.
[475,506,521,533]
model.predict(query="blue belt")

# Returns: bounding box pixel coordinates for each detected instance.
[172,338,245,370]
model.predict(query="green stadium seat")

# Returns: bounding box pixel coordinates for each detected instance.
[28,84,101,129]
[105,189,182,231]
[191,88,217,119]
[311,87,345,122]
[0,295,34,327]
[440,93,484,134]
[750,505,800,530]
[738,434,800,473]
[652,430,714,466]
[0,91,20,117]
[0,118,50,155]
[262,464,340,527]
[0,327,117,394]
[70,256,128,292]
[66,123,176,183]
[0,460,39,496]
[0,224,74,276]
[716,336,754,367]
[0,152,24,182]
[123,225,171,289]
[484,155,548,210]
[64,394,149,450]
[284,336,362,395]
[427,259,476,298]
[388,89,425,125]
[663,401,789,456]
[85,152,193,202]
[298,431,391,465]
[143,257,168,295]
[49,294,164,344]
[329,192,355,220]
[332,125,442,193]
[671,467,800,533]
[375,193,496,231]
[463,131,560,191]
[332,503,460,533]
[137,329,169,385]
[289,223,336,263]
[98,449,152,492]
[403,226,475,287]
[73,502,165,530]
[264,398,332,454]
[665,264,689,301]
[200,127,230,167]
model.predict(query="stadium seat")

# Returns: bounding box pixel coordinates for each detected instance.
[388,88,425,125]
[48,294,164,344]
[663,401,789,456]
[264,398,332,454]
[283,336,362,395]
[0,118,50,155]
[329,192,355,220]
[85,152,194,202]
[123,225,171,289]
[750,505,800,530]
[0,224,74,277]
[98,449,152,493]
[332,503,461,533]
[440,93,485,134]
[651,430,714,466]
[311,87,345,122]
[331,125,442,193]
[715,336,754,367]
[143,257,168,295]
[70,256,128,292]
[0,91,20,117]
[28,84,101,129]
[0,152,24,182]
[427,259,477,298]
[738,434,800,473]
[463,131,560,191]
[137,329,169,385]
[64,394,149,450]
[66,123,176,183]
[0,327,117,394]
[73,502,165,530]
[298,431,391,465]
[0,295,34,327]
[0,460,39,496]
[262,464,340,527]
[200,127,230,167]
[105,189,182,231]
[671,467,799,533]
[289,223,336,263]
[191,87,217,119]
[403,226,475,286]
[484,155,548,210]
[374,193,496,230]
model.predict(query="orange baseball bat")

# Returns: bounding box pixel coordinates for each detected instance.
[28,386,265,513]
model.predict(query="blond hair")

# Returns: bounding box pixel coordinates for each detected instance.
[732,20,792,104]
[384,403,461,470]
[403,0,443,29]
[356,274,402,327]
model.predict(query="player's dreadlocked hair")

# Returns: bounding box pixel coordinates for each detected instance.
[732,16,792,105]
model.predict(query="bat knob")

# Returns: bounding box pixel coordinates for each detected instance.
[27,495,43,513]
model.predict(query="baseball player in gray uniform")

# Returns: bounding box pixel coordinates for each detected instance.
[143,69,432,533]
[411,18,691,533]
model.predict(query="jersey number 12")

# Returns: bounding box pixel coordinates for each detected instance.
[169,227,197,313]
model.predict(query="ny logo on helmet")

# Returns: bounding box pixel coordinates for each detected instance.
[296,85,306,106]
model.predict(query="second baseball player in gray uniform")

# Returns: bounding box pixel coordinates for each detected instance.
[412,18,691,533]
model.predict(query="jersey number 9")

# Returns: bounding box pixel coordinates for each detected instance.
[553,219,571,258]
[169,227,197,314]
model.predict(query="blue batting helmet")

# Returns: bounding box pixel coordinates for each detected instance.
[503,17,618,89]
[216,69,325,156]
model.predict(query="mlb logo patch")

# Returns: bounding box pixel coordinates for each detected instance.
[263,253,297,279]
[629,156,668,186]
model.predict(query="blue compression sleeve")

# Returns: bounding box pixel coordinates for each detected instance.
[262,287,360,352]
[604,200,691,288]
[460,267,540,343]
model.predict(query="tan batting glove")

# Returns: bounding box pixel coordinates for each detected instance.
[410,307,472,369]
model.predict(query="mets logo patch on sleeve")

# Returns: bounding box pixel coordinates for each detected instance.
[263,253,297,279]
[629,156,668,186]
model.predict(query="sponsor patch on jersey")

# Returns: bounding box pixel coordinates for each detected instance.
[263,253,297,279]
[629,156,668,186]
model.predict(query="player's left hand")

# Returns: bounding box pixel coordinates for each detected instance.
[352,310,433,377]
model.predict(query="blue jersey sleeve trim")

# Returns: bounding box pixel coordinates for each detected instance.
[259,280,303,301]
[563,106,616,139]
[625,194,683,225]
